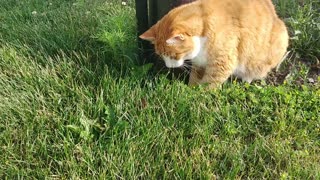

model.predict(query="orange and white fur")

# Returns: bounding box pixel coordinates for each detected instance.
[140,0,289,88]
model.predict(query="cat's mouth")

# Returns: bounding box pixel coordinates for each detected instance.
[162,56,184,68]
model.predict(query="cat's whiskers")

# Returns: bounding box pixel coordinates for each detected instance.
[182,64,192,73]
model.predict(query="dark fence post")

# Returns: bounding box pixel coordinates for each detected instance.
[135,0,195,73]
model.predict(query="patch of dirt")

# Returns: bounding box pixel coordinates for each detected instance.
[266,54,320,86]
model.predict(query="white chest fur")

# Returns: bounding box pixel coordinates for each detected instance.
[190,36,208,67]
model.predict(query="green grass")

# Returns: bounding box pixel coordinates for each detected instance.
[0,0,319,179]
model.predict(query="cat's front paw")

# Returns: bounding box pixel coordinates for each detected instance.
[188,79,200,86]
[198,80,222,90]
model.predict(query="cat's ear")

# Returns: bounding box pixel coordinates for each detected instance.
[166,34,185,45]
[139,27,155,42]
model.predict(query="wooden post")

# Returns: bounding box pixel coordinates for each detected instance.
[135,0,151,65]
[149,0,195,23]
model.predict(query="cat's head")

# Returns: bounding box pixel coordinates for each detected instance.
[139,22,201,68]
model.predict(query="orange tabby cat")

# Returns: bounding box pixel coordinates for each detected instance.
[139,0,289,88]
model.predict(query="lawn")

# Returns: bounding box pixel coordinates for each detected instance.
[0,0,319,179]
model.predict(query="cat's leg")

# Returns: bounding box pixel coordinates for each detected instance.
[188,65,205,86]
[192,30,240,88]
[200,48,238,89]
[201,60,237,88]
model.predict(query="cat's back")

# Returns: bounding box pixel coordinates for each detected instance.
[201,0,278,20]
